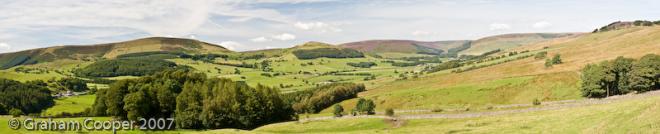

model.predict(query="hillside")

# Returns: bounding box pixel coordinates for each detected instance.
[337,26,660,111]
[0,37,230,69]
[458,33,578,56]
[340,40,454,56]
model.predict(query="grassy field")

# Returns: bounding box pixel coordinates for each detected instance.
[41,95,96,116]
[253,91,660,133]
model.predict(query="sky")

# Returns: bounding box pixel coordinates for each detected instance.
[0,0,659,53]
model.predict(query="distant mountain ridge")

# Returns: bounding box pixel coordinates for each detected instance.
[339,33,577,56]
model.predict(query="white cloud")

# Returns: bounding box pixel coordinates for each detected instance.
[489,23,511,31]
[532,21,552,29]
[250,36,271,42]
[0,42,10,50]
[271,33,296,41]
[294,21,342,32]
[218,41,242,51]
[411,30,432,36]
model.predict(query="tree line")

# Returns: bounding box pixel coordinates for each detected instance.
[284,83,365,114]
[581,54,659,98]
[75,58,179,77]
[90,69,295,129]
[292,48,364,59]
[0,78,54,115]
[347,62,377,68]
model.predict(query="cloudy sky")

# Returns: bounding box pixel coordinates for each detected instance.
[1,0,659,53]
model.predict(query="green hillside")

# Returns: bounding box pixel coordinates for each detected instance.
[0,37,230,69]
[458,33,578,56]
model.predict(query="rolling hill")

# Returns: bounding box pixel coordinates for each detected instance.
[340,40,467,56]
[339,33,577,58]
[458,33,579,56]
[0,37,230,69]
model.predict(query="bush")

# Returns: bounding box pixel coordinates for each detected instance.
[431,108,444,112]
[9,108,23,117]
[385,108,395,117]
[533,98,541,105]
[333,104,344,117]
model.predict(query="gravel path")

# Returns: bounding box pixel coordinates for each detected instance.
[301,90,660,121]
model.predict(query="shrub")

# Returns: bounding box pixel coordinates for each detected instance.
[333,104,344,117]
[431,108,443,112]
[9,108,23,117]
[533,98,541,105]
[385,108,395,117]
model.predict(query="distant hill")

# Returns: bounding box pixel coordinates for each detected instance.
[339,40,455,55]
[340,33,576,57]
[0,37,231,69]
[458,33,578,56]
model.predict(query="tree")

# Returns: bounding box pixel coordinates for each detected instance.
[355,98,375,115]
[545,59,554,68]
[123,88,150,121]
[580,54,660,98]
[551,54,562,64]
[234,68,241,74]
[333,104,344,117]
[628,54,660,92]
[581,64,607,97]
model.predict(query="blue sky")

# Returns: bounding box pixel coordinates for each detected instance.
[0,0,659,53]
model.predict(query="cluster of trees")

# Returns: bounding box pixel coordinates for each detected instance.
[347,62,377,68]
[423,60,462,73]
[76,59,178,77]
[352,98,376,115]
[544,54,562,67]
[180,53,229,62]
[632,20,660,26]
[91,69,295,129]
[595,20,660,33]
[453,53,535,73]
[53,77,89,92]
[332,98,377,117]
[292,48,364,59]
[581,54,659,98]
[285,83,365,113]
[0,78,54,115]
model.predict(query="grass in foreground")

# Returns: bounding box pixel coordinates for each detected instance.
[41,95,96,116]
[255,92,660,133]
